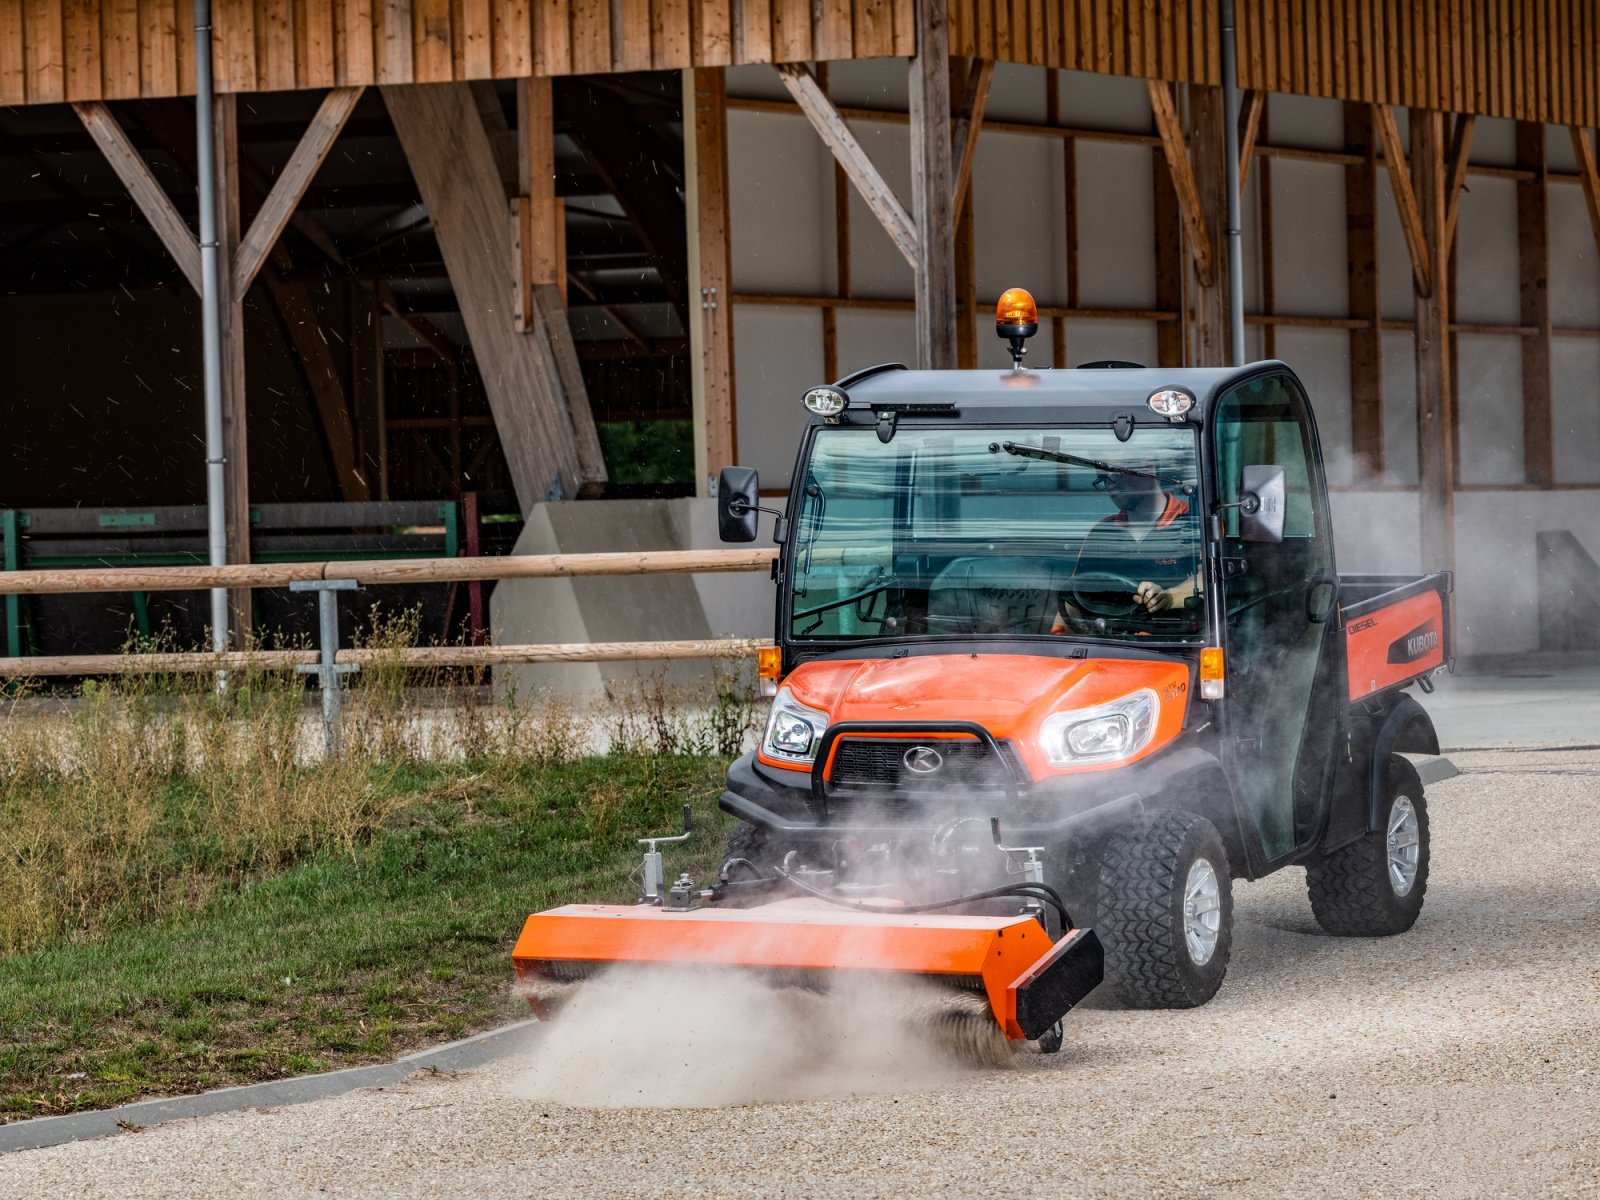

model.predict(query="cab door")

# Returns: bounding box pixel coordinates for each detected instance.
[1213,373,1342,866]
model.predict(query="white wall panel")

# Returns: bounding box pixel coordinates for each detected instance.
[1329,491,1423,572]
[1076,141,1155,308]
[1453,177,1520,325]
[1063,319,1159,368]
[1278,329,1353,486]
[986,62,1048,123]
[1059,70,1149,133]
[1552,338,1600,484]
[727,111,834,294]
[1381,331,1419,486]
[1549,182,1600,329]
[844,119,916,299]
[1467,116,1514,166]
[823,57,908,111]
[1456,334,1525,485]
[833,307,916,375]
[972,133,1064,303]
[1267,92,1343,149]
[733,306,825,485]
[1269,160,1348,316]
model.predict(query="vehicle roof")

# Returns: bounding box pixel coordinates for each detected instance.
[834,361,1292,413]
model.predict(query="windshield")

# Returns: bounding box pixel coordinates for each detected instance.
[788,425,1204,644]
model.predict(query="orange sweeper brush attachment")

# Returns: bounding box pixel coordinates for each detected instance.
[511,808,1103,1063]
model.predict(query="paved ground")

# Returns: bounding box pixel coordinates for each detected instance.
[4,741,1596,1199]
[1428,665,1600,749]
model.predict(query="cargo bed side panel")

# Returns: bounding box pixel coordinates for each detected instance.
[1344,588,1447,701]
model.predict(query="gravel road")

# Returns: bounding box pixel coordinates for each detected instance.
[5,746,1597,1199]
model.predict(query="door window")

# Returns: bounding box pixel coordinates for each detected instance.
[1214,374,1336,861]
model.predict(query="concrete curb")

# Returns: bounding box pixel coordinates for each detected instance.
[0,1019,543,1155]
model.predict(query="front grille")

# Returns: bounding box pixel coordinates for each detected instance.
[829,738,1013,793]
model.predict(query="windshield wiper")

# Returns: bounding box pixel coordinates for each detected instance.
[988,441,1189,491]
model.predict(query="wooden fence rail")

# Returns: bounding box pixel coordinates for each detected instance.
[0,639,769,678]
[0,548,780,597]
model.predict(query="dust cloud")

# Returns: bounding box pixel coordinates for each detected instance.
[510,965,1006,1109]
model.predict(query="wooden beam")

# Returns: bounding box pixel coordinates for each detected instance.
[1345,102,1384,482]
[951,56,994,223]
[515,76,559,332]
[1567,126,1600,257]
[1444,112,1476,250]
[1237,89,1264,193]
[909,0,956,370]
[1376,104,1433,298]
[71,101,201,292]
[1146,80,1216,290]
[384,82,604,509]
[231,86,362,298]
[686,67,737,492]
[775,62,918,269]
[1516,121,1554,488]
[1411,108,1454,578]
[953,61,977,371]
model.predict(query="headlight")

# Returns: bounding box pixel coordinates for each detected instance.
[761,687,829,765]
[1039,690,1159,766]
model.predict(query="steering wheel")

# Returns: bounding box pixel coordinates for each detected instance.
[1069,570,1148,619]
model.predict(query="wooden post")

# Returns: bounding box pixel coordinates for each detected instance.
[908,0,956,370]
[1516,121,1554,488]
[1187,85,1229,366]
[214,94,252,643]
[686,67,737,495]
[1411,109,1454,577]
[515,77,560,327]
[1153,146,1184,369]
[1346,102,1383,482]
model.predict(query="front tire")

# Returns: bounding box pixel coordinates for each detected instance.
[1096,810,1233,1008]
[1307,756,1429,936]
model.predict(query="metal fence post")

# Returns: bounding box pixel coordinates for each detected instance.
[290,578,359,759]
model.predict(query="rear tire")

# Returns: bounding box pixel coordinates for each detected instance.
[1096,810,1233,1009]
[1307,757,1429,936]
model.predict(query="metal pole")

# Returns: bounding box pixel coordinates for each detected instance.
[194,0,229,652]
[1221,0,1247,366]
[291,579,359,759]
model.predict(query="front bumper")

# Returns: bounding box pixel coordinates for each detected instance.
[719,741,1222,846]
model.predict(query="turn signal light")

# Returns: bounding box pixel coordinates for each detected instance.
[1199,647,1225,700]
[757,645,782,696]
[995,287,1039,331]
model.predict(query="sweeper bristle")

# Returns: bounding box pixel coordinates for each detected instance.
[515,975,585,1019]
[896,988,1016,1069]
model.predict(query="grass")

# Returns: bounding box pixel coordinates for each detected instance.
[0,613,760,1120]
[0,754,739,1120]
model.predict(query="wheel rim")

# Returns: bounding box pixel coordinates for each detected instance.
[1386,794,1421,897]
[1183,858,1222,966]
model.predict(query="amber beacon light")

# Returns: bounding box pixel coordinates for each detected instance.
[995,287,1039,370]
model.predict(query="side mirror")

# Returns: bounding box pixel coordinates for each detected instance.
[1239,465,1286,544]
[717,466,760,542]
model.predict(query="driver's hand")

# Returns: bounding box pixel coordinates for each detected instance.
[1134,581,1172,612]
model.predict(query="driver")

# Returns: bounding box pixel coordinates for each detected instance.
[1053,463,1199,632]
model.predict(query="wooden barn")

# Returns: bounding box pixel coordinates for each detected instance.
[1,1,1598,658]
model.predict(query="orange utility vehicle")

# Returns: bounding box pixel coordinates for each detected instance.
[513,291,1451,1050]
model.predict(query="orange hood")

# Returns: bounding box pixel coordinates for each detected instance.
[766,653,1190,779]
